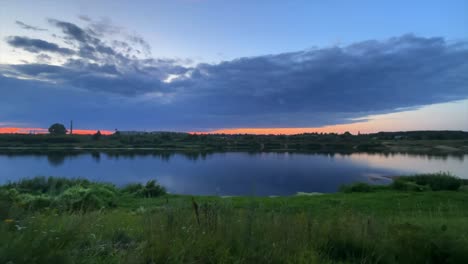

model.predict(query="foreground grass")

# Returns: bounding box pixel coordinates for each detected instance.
[1,175,468,263]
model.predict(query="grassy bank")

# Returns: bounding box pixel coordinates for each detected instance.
[1,174,468,263]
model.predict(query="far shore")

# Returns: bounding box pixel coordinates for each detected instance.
[0,130,467,155]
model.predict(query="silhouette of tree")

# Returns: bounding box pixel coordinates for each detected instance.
[48,123,67,135]
[92,130,102,140]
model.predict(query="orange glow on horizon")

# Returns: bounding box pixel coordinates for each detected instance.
[70,129,113,135]
[190,101,468,135]
[0,127,113,135]
[190,121,383,135]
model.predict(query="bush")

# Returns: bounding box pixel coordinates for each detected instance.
[1,177,168,212]
[0,189,17,218]
[340,173,463,193]
[121,183,144,194]
[122,180,166,197]
[391,179,428,192]
[340,182,374,193]
[16,193,53,210]
[57,185,117,211]
[396,173,461,191]
[3,176,91,195]
[355,143,384,151]
[142,180,167,197]
[0,177,120,212]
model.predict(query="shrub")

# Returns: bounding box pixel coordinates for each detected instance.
[0,189,17,218]
[142,180,167,197]
[391,179,428,192]
[340,182,374,193]
[0,177,120,212]
[305,143,322,150]
[121,183,144,194]
[16,193,53,210]
[355,143,384,151]
[56,185,117,211]
[396,173,461,191]
[3,176,91,195]
[122,180,166,197]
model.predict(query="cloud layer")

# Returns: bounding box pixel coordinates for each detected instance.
[7,36,75,55]
[15,20,47,31]
[1,18,468,130]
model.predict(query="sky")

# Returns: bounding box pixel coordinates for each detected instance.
[0,0,467,134]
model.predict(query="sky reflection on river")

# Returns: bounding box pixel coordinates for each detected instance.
[0,152,466,195]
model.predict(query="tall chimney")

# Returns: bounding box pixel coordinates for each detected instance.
[70,120,73,135]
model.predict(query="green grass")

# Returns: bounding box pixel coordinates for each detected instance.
[1,175,468,263]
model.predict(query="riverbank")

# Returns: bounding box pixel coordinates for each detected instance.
[1,174,468,263]
[1,131,467,155]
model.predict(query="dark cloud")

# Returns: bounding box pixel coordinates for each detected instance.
[6,36,75,55]
[88,17,122,36]
[8,62,163,95]
[5,22,182,94]
[36,54,52,63]
[45,19,147,67]
[15,21,47,31]
[171,34,468,118]
[127,34,151,56]
[48,19,88,43]
[77,16,151,56]
[48,18,151,60]
[2,17,468,130]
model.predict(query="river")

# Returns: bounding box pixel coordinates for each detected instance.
[0,152,466,195]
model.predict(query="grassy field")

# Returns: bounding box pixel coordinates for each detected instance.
[1,174,468,263]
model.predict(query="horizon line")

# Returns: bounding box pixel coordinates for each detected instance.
[1,126,466,136]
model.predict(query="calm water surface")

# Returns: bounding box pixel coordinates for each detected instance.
[0,152,466,195]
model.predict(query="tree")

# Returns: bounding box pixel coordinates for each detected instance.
[48,123,67,135]
[92,130,102,140]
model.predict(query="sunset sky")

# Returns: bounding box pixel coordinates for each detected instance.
[1,0,467,134]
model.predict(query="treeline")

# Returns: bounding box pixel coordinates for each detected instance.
[0,130,467,153]
[370,130,468,140]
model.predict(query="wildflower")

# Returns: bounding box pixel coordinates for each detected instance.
[4,219,14,223]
